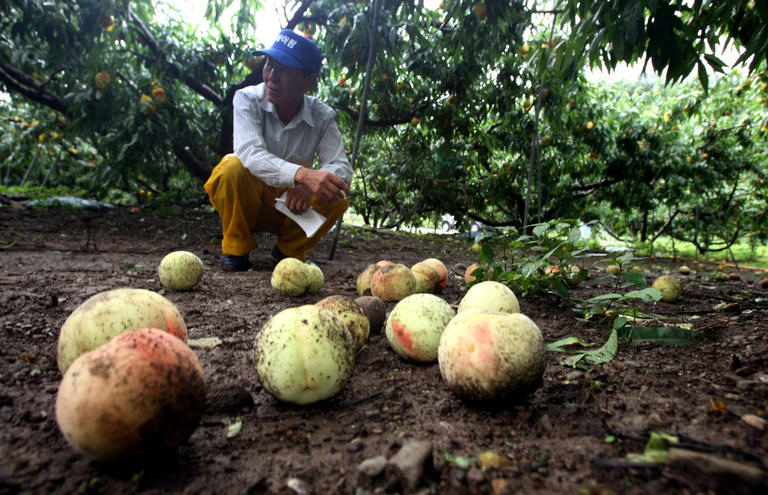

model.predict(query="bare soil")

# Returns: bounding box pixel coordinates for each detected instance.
[1,205,767,495]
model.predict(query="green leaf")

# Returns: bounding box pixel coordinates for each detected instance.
[628,432,679,463]
[226,417,242,438]
[546,336,596,352]
[621,270,647,286]
[443,450,475,469]
[623,288,662,302]
[561,328,618,369]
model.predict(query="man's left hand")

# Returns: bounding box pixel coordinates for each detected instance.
[285,184,313,214]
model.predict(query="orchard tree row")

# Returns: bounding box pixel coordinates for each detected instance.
[1,0,767,252]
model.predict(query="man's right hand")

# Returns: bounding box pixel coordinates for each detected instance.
[294,168,350,203]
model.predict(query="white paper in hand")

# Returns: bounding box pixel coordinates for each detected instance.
[274,192,327,238]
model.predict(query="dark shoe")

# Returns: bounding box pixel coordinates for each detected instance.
[271,245,287,262]
[220,254,251,272]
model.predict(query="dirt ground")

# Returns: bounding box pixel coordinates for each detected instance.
[1,205,767,495]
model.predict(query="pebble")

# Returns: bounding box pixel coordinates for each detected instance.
[0,406,12,422]
[357,455,387,477]
[348,438,364,453]
[565,370,584,381]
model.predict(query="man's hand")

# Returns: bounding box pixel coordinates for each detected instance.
[294,168,350,203]
[285,183,313,214]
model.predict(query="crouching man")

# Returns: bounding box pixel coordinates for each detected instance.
[204,29,351,271]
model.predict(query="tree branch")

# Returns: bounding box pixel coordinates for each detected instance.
[128,8,223,106]
[0,59,67,114]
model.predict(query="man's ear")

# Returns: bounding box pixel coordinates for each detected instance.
[304,73,318,92]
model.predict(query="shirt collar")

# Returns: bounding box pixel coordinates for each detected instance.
[257,84,316,129]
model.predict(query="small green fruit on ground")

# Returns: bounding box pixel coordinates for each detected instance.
[606,264,621,276]
[458,280,520,314]
[652,275,683,302]
[306,263,324,294]
[271,258,310,296]
[255,305,354,405]
[354,296,387,334]
[158,251,204,290]
[57,288,187,373]
[371,263,417,302]
[385,293,455,362]
[678,265,691,275]
[438,309,545,402]
[56,328,206,462]
[316,295,370,351]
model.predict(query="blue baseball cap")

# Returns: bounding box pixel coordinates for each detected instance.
[255,29,322,74]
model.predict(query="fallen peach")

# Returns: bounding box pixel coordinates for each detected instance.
[55,328,206,462]
[438,309,545,402]
[371,263,417,302]
[385,293,455,362]
[57,288,187,373]
[457,280,520,314]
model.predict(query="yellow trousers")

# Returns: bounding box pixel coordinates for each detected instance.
[203,154,348,262]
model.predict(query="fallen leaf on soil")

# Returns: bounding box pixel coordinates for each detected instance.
[477,451,508,471]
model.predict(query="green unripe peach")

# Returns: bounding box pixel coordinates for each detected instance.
[306,263,324,294]
[652,275,683,302]
[458,281,520,314]
[271,258,310,296]
[158,251,204,291]
[316,295,370,352]
[255,305,354,405]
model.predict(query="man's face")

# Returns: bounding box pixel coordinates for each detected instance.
[263,56,316,110]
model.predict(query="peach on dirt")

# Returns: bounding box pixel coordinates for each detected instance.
[371,263,417,302]
[678,265,692,275]
[306,263,324,294]
[411,261,441,293]
[55,328,206,463]
[254,305,354,405]
[316,295,370,352]
[356,260,393,296]
[57,288,187,373]
[271,257,310,296]
[652,275,683,302]
[437,309,545,402]
[465,263,494,284]
[354,296,387,334]
[457,280,520,314]
[385,293,455,362]
[158,250,204,291]
[422,258,449,291]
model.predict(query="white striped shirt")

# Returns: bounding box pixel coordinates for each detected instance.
[232,83,352,188]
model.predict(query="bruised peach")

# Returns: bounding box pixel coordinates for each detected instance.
[371,263,417,302]
[422,258,449,291]
[385,294,455,362]
[356,260,393,296]
[55,329,206,462]
[57,288,187,373]
[411,261,441,294]
[438,309,545,402]
[316,295,370,351]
